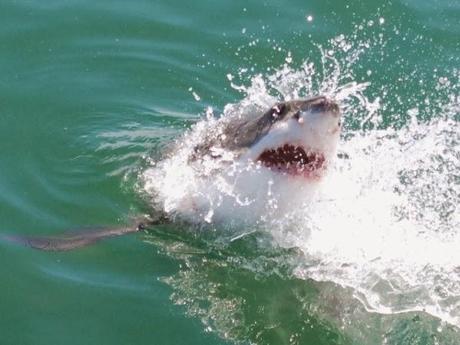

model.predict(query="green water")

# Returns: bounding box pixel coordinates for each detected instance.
[1,1,459,344]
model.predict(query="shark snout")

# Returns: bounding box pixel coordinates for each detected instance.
[306,96,341,117]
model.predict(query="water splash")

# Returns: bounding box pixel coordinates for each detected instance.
[141,27,460,343]
[288,116,460,325]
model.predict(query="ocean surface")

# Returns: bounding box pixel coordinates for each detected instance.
[1,1,459,344]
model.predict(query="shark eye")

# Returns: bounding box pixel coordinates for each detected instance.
[271,103,286,118]
[293,111,301,120]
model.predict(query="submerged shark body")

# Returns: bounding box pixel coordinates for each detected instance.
[7,96,342,250]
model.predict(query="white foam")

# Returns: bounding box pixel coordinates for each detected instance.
[286,119,460,325]
[142,31,460,327]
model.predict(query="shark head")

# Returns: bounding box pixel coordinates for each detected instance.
[233,96,342,179]
[149,96,342,224]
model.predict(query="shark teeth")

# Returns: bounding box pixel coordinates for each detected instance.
[257,144,325,177]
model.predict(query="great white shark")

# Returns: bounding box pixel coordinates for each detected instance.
[5,96,342,250]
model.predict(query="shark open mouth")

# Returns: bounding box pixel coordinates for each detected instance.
[257,144,325,177]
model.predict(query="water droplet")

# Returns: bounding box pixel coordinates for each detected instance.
[407,107,419,117]
[438,77,450,86]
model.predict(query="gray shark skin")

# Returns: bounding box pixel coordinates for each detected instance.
[193,96,339,157]
[2,216,163,251]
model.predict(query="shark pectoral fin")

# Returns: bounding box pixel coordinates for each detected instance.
[23,234,101,251]
[2,224,143,251]
[2,213,168,251]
